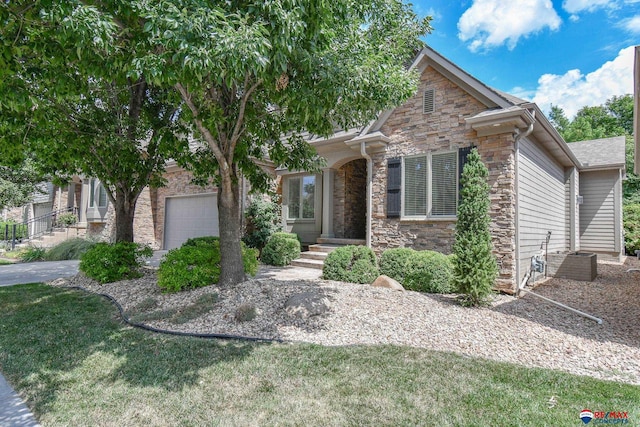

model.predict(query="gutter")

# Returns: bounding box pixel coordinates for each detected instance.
[360,141,373,248]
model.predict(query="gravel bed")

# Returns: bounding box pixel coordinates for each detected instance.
[49,257,640,385]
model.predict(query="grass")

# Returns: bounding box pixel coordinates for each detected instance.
[0,258,14,265]
[0,284,638,426]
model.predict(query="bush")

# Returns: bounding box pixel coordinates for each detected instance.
[18,246,46,262]
[56,213,78,228]
[243,197,282,251]
[322,245,379,284]
[624,203,640,255]
[158,238,258,292]
[403,250,455,293]
[183,236,220,247]
[44,238,97,261]
[453,148,497,306]
[80,242,152,283]
[261,233,301,266]
[379,248,415,283]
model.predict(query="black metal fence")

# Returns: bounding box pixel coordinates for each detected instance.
[1,207,78,250]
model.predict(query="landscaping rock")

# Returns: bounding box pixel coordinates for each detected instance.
[284,292,328,319]
[371,275,404,291]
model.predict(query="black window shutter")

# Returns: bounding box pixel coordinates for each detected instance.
[387,158,401,218]
[458,146,475,200]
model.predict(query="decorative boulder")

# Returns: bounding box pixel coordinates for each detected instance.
[371,275,404,291]
[284,292,329,319]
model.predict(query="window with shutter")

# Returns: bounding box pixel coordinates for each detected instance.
[387,159,401,218]
[423,89,435,114]
[404,155,428,216]
[431,152,458,216]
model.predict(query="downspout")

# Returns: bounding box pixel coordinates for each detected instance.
[360,141,372,248]
[513,110,535,289]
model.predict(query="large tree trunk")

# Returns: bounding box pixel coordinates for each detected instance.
[217,174,246,286]
[113,189,137,243]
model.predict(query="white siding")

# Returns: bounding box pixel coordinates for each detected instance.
[579,170,619,253]
[164,194,219,250]
[518,138,567,281]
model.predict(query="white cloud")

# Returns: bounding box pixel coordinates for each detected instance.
[531,46,635,118]
[621,15,640,33]
[457,0,561,51]
[562,0,616,14]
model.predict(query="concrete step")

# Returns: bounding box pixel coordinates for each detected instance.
[299,251,328,261]
[309,244,342,253]
[316,237,366,246]
[290,258,324,270]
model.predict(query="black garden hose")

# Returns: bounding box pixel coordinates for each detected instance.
[65,285,284,343]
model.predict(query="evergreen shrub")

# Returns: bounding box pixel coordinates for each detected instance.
[623,204,640,254]
[242,197,282,251]
[322,245,379,284]
[403,250,455,293]
[379,247,415,283]
[261,232,301,266]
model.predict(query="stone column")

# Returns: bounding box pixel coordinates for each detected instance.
[321,168,335,238]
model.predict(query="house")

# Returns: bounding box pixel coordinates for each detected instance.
[277,46,625,293]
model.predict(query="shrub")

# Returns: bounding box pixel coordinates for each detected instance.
[261,233,301,266]
[403,250,455,293]
[624,203,640,255]
[80,242,152,283]
[56,213,78,228]
[183,236,219,247]
[243,197,282,251]
[453,148,498,306]
[322,245,379,284]
[44,238,97,261]
[234,302,257,322]
[379,248,415,283]
[18,246,46,262]
[158,239,258,292]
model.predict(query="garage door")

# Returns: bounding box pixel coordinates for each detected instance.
[164,194,219,250]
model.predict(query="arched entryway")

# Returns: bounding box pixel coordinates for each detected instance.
[333,159,367,239]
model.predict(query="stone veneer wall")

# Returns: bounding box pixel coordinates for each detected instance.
[154,169,218,248]
[333,159,367,239]
[370,65,517,292]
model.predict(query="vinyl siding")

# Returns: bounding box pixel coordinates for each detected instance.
[518,138,567,282]
[579,170,618,253]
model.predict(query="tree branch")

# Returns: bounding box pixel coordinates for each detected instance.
[228,75,262,163]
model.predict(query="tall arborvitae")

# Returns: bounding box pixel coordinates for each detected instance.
[453,148,497,306]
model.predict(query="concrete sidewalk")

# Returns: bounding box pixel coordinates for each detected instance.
[0,375,40,427]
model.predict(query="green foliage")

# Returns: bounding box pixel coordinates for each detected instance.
[624,204,640,255]
[243,197,282,251]
[80,242,152,284]
[0,220,27,240]
[261,233,301,266]
[379,248,415,283]
[453,149,498,307]
[18,246,46,263]
[56,213,78,228]
[234,303,257,322]
[322,245,379,284]
[44,238,97,261]
[403,251,455,294]
[183,236,220,247]
[624,136,640,204]
[158,239,258,293]
[0,160,46,210]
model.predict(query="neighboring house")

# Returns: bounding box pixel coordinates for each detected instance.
[277,46,625,293]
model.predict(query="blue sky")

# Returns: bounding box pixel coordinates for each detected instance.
[411,0,640,118]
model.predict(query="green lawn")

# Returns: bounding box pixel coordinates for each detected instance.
[1,284,638,426]
[0,259,14,265]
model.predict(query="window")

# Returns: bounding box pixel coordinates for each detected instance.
[288,175,315,219]
[89,179,108,208]
[398,151,459,218]
[423,88,435,114]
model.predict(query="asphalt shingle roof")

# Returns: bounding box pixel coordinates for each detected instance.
[567,136,626,169]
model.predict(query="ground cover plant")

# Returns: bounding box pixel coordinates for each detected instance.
[0,284,638,426]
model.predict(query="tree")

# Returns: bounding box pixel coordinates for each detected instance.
[0,159,45,211]
[1,2,188,242]
[452,149,497,307]
[133,0,432,285]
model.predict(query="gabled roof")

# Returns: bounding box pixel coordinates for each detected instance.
[567,136,626,171]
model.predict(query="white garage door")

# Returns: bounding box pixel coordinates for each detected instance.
[164,194,219,250]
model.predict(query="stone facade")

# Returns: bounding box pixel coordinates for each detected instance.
[333,159,367,239]
[369,65,518,291]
